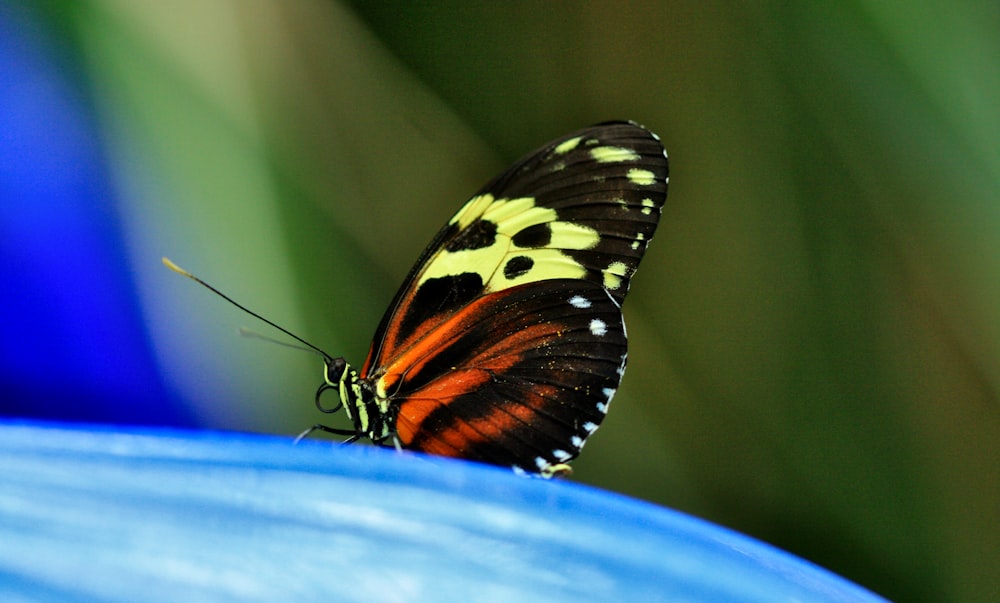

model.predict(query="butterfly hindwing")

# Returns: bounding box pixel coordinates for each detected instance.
[384,280,627,474]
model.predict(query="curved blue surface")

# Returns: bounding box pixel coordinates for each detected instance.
[0,420,887,602]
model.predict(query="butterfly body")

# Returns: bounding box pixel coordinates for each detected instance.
[315,121,669,477]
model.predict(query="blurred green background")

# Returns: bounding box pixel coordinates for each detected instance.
[18,1,1000,600]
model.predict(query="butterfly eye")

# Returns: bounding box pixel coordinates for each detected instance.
[323,357,347,384]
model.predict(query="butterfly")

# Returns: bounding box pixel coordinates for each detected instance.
[167,121,668,477]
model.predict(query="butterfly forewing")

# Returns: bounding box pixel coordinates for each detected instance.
[364,122,667,374]
[359,121,668,475]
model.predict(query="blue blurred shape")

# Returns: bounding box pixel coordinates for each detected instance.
[0,3,189,425]
[0,419,889,602]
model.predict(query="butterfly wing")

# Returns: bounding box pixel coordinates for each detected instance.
[361,121,668,473]
[364,121,668,374]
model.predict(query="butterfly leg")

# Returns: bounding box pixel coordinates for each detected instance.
[294,424,361,445]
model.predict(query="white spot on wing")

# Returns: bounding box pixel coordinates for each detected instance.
[597,388,615,414]
[571,435,584,448]
[583,421,598,434]
[553,449,571,462]
[534,457,549,471]
[569,295,591,309]
[589,318,608,337]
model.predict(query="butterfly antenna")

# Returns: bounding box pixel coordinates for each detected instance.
[237,327,327,358]
[162,257,332,361]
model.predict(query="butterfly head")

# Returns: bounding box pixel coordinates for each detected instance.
[317,356,392,443]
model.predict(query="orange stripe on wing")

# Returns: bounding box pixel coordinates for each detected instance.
[374,288,557,399]
[380,288,570,454]
[395,372,559,458]
[393,368,493,445]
